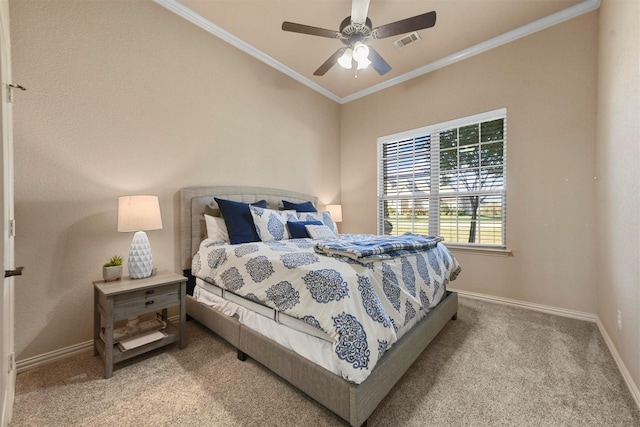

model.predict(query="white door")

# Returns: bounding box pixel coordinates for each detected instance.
[0,1,15,425]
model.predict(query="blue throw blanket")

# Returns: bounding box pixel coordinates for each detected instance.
[314,233,444,260]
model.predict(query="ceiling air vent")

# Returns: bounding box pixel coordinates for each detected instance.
[393,31,421,49]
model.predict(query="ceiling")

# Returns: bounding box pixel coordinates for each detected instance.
[156,0,597,103]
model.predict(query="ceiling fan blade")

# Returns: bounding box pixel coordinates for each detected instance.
[373,11,436,39]
[313,48,347,76]
[367,46,392,76]
[282,21,340,39]
[351,0,371,25]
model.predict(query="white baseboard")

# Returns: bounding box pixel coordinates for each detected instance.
[596,318,640,409]
[451,287,640,410]
[16,315,182,374]
[450,287,598,322]
[16,340,93,374]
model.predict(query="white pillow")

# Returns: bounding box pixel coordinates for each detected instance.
[204,214,229,243]
[306,224,337,239]
[296,211,337,233]
[249,206,297,241]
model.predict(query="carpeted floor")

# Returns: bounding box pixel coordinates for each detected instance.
[10,297,640,426]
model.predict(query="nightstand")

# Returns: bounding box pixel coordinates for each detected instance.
[93,271,187,378]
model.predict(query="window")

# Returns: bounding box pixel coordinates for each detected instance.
[377,108,507,247]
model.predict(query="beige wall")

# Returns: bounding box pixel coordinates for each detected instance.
[10,0,638,398]
[10,0,340,360]
[596,0,640,392]
[341,13,599,313]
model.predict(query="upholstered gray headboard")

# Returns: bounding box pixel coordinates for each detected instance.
[179,186,318,270]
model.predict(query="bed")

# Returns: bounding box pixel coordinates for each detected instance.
[180,186,460,426]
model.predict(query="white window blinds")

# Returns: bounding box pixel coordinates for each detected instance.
[377,108,507,247]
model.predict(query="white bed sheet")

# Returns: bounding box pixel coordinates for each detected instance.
[194,279,339,374]
[194,278,428,378]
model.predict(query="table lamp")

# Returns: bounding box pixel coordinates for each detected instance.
[326,204,342,233]
[118,195,163,279]
[326,204,343,222]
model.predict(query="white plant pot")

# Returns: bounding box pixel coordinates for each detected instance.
[102,265,123,282]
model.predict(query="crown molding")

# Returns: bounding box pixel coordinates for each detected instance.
[155,0,600,105]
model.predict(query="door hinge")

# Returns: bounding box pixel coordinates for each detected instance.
[7,83,26,103]
[8,352,14,374]
[4,266,23,278]
[9,219,14,237]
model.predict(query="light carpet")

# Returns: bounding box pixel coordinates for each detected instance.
[10,297,640,426]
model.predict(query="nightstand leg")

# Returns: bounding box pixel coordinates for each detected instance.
[93,288,99,356]
[104,299,114,378]
[179,282,186,349]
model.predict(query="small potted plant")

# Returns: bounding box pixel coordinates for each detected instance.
[102,255,123,282]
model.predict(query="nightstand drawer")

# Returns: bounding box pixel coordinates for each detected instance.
[114,291,180,319]
[113,283,179,304]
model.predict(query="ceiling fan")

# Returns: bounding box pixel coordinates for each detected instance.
[282,0,436,77]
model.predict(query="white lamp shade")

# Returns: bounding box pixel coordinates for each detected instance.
[118,195,163,232]
[338,48,353,69]
[356,57,371,70]
[326,204,343,222]
[352,42,370,62]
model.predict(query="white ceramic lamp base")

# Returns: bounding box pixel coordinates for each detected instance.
[128,230,154,279]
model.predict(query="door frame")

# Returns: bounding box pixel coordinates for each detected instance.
[0,0,15,425]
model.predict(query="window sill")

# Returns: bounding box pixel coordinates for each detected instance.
[446,245,513,257]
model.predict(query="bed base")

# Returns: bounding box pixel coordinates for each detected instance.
[187,290,458,426]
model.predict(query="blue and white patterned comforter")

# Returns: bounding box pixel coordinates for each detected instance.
[192,235,461,384]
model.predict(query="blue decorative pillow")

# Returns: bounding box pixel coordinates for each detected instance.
[214,198,267,244]
[249,206,297,241]
[282,200,317,212]
[287,220,323,239]
[296,211,337,233]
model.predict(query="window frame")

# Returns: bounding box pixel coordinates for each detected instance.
[377,108,507,249]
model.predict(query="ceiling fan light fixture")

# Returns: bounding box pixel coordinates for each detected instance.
[282,4,437,77]
[352,41,370,62]
[356,56,371,70]
[338,48,353,69]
